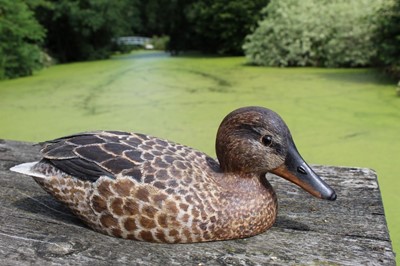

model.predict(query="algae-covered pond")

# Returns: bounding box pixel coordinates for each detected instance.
[1,51,399,258]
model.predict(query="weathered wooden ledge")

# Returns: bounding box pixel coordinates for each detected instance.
[0,139,395,265]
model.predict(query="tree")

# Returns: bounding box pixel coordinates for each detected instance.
[243,0,383,67]
[131,0,196,53]
[0,0,45,79]
[35,0,133,62]
[375,0,400,78]
[187,0,270,55]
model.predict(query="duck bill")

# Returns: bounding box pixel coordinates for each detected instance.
[271,145,337,201]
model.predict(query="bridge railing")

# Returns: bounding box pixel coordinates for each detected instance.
[114,36,152,46]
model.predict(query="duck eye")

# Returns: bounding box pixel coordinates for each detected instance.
[262,135,273,146]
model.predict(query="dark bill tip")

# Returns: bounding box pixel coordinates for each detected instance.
[327,191,337,201]
[271,143,337,201]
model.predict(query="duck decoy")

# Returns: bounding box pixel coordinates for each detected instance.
[11,106,336,243]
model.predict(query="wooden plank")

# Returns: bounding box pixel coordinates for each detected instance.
[0,139,395,265]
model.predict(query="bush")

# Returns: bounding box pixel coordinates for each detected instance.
[0,1,45,79]
[243,0,383,67]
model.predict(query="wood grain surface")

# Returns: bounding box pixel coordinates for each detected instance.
[0,139,395,265]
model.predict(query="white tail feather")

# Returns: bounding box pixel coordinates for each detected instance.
[10,162,46,179]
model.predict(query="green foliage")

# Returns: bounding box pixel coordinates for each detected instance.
[36,0,133,62]
[375,0,400,78]
[151,35,170,50]
[187,0,270,55]
[134,0,269,55]
[131,0,195,53]
[132,0,181,36]
[0,0,45,79]
[243,0,383,67]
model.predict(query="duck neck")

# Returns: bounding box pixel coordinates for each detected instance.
[217,172,276,199]
[212,173,278,239]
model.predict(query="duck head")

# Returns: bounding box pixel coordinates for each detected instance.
[216,106,336,201]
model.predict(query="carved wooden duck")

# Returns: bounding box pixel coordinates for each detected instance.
[11,106,336,243]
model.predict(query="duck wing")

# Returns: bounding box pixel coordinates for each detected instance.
[39,131,146,182]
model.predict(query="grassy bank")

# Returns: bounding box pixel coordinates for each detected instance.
[1,51,399,262]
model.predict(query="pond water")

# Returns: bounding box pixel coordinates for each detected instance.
[1,51,399,259]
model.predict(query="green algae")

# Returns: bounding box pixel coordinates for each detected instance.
[1,51,399,262]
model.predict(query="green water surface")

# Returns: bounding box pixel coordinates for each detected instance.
[1,51,399,261]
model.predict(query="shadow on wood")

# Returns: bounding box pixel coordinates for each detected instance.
[13,195,85,227]
[0,140,395,265]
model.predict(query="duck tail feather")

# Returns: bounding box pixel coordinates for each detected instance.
[10,162,46,179]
